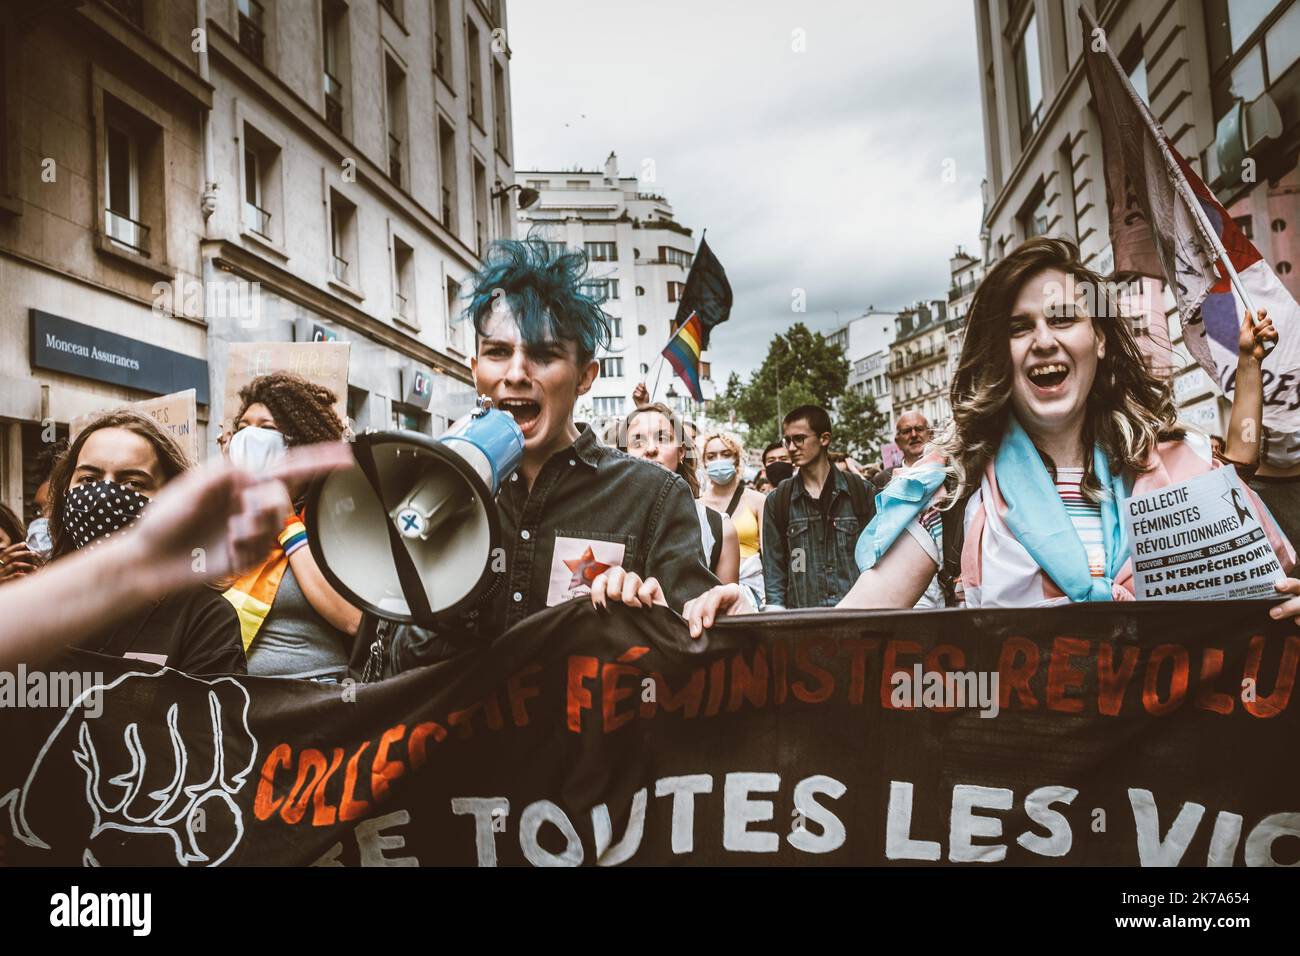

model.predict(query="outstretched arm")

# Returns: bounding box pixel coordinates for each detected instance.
[838,531,935,609]
[0,444,350,670]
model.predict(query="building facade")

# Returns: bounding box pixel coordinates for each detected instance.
[0,2,216,518]
[202,0,513,440]
[973,0,1300,436]
[831,307,897,446]
[889,299,953,429]
[945,245,983,386]
[0,0,516,521]
[517,152,712,428]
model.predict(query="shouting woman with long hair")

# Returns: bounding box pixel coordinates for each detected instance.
[597,238,1300,633]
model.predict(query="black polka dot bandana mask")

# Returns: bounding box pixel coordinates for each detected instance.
[64,480,149,551]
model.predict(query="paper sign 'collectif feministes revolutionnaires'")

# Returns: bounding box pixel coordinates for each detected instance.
[1124,469,1285,600]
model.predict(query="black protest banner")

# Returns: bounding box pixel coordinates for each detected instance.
[2,600,1297,866]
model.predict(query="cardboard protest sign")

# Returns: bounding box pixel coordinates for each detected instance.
[3,600,1297,867]
[223,342,350,435]
[69,389,199,462]
[1124,469,1285,600]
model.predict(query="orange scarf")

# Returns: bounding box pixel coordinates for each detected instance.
[223,513,308,651]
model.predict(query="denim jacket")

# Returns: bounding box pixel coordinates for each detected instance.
[386,424,718,672]
[761,467,868,609]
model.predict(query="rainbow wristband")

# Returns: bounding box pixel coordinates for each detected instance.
[279,520,308,557]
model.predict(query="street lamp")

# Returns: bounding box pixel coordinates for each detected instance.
[492,182,540,210]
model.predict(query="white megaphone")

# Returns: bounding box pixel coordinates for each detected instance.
[304,397,524,628]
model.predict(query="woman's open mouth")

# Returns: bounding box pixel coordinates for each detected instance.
[1027,363,1069,393]
[497,398,542,436]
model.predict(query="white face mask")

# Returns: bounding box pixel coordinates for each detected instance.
[26,516,51,558]
[228,426,287,473]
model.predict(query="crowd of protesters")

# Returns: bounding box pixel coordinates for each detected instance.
[3,235,1300,681]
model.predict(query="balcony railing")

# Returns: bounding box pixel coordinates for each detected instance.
[441,186,453,226]
[475,219,486,257]
[889,347,945,374]
[948,277,978,301]
[388,132,403,187]
[324,72,343,133]
[106,209,150,255]
[238,5,265,64]
[394,291,409,318]
[632,217,693,238]
[242,201,271,238]
[332,254,349,283]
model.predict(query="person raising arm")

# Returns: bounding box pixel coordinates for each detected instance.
[599,238,1300,634]
[0,444,350,671]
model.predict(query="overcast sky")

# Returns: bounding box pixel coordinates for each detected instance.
[509,0,986,385]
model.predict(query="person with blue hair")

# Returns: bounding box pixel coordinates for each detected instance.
[385,239,718,672]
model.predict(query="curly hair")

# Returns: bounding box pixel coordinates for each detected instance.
[48,409,191,559]
[621,402,701,497]
[234,372,345,446]
[465,237,613,365]
[942,236,1182,506]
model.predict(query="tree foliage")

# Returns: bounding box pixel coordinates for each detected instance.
[833,387,891,463]
[714,323,850,447]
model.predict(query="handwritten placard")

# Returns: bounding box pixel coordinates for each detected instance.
[223,342,350,436]
[69,389,199,463]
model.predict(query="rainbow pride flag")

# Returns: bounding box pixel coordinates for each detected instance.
[663,312,705,401]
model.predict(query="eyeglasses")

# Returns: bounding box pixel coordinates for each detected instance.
[782,433,815,447]
[896,426,929,436]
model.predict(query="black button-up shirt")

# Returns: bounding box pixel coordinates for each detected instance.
[391,424,717,669]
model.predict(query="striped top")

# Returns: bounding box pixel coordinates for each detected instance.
[1054,467,1106,577]
[913,466,1105,579]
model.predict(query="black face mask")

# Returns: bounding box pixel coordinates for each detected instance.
[764,461,794,486]
[63,480,149,551]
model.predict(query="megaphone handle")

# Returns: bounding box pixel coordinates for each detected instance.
[352,441,437,624]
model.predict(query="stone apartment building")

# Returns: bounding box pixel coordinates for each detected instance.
[0,0,518,520]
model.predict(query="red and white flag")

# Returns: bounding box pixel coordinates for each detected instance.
[1080,6,1300,465]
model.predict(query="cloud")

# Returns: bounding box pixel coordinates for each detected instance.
[509,0,986,383]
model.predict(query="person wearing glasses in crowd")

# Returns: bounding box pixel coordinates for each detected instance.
[894,412,932,469]
[756,404,876,609]
[600,238,1300,636]
[885,411,946,607]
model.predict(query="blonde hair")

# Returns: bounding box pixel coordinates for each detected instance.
[943,237,1182,506]
[700,430,743,464]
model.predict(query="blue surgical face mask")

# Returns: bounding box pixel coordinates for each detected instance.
[706,458,738,485]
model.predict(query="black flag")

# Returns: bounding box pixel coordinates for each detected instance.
[672,236,733,349]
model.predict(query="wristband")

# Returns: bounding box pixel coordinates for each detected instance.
[279,519,308,557]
